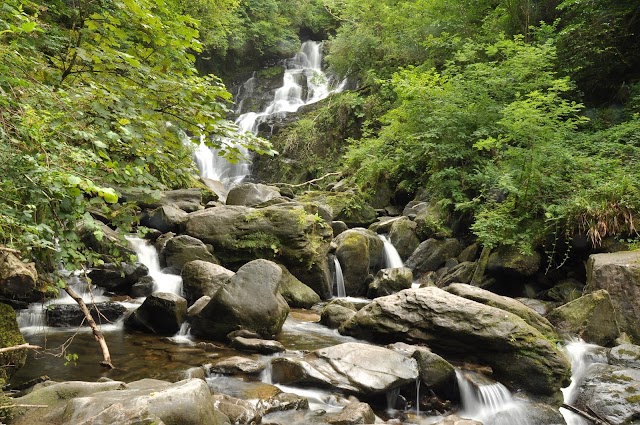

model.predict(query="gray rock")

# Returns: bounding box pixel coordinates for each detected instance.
[486,246,541,278]
[271,342,418,396]
[46,302,127,327]
[124,292,187,335]
[210,356,265,375]
[278,265,321,308]
[187,295,211,316]
[334,228,384,296]
[321,300,357,329]
[586,251,640,343]
[190,259,290,340]
[181,260,233,305]
[226,182,281,206]
[544,278,584,303]
[331,221,349,237]
[140,204,188,233]
[259,392,309,414]
[405,238,463,276]
[608,343,640,368]
[213,393,261,424]
[326,401,375,424]
[389,217,420,260]
[437,261,477,287]
[90,262,149,293]
[340,288,570,397]
[131,275,155,297]
[229,336,286,354]
[515,297,557,316]
[433,416,482,425]
[387,342,455,395]
[161,235,218,271]
[367,267,412,298]
[156,188,205,212]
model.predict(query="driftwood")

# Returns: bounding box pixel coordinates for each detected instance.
[0,344,41,354]
[271,172,341,189]
[0,246,20,255]
[0,404,48,409]
[63,285,114,369]
[562,403,612,425]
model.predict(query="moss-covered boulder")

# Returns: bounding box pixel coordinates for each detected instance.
[547,290,620,346]
[412,202,451,239]
[278,265,321,308]
[0,303,27,383]
[486,246,541,278]
[367,267,413,298]
[0,251,38,303]
[389,217,420,260]
[296,191,377,228]
[183,203,333,299]
[340,287,570,398]
[334,228,384,296]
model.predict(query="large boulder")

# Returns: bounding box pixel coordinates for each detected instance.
[334,228,384,296]
[277,265,321,308]
[46,302,127,327]
[271,342,418,396]
[10,378,228,425]
[388,217,420,260]
[387,342,456,396]
[161,235,218,271]
[586,251,640,343]
[0,303,27,383]
[340,288,571,397]
[89,262,148,293]
[226,183,281,206]
[405,238,463,277]
[436,261,477,287]
[125,188,205,213]
[296,191,377,228]
[0,251,38,303]
[547,289,620,346]
[445,283,557,340]
[140,204,188,233]
[320,299,357,329]
[125,292,187,335]
[183,204,333,299]
[190,259,290,340]
[367,267,413,298]
[486,246,541,278]
[181,260,233,305]
[326,401,375,425]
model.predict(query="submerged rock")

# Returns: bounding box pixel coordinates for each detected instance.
[334,228,384,296]
[340,287,570,397]
[124,292,187,335]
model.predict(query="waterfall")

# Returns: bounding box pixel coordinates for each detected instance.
[170,322,193,344]
[333,256,346,298]
[386,386,401,412]
[126,236,182,296]
[192,40,345,187]
[455,370,526,423]
[378,234,404,269]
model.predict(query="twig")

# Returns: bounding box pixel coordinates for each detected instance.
[0,344,41,354]
[0,404,48,409]
[272,172,341,189]
[0,247,20,254]
[562,403,611,425]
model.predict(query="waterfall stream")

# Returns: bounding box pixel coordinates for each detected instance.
[378,234,404,269]
[126,236,182,296]
[333,256,346,298]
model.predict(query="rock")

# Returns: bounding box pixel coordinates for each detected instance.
[207,375,282,401]
[213,393,261,424]
[608,343,640,368]
[187,295,211,316]
[436,261,477,287]
[331,221,348,237]
[320,300,357,329]
[226,182,281,206]
[515,298,557,316]
[210,356,265,375]
[405,238,463,276]
[271,342,418,396]
[334,228,384,296]
[78,221,135,261]
[259,392,309,414]
[278,265,321,308]
[547,290,620,346]
[124,292,187,335]
[369,216,403,234]
[0,251,37,302]
[586,251,640,343]
[340,288,570,397]
[457,243,480,263]
[11,378,228,425]
[296,191,378,228]
[326,401,375,425]
[433,415,482,425]
[181,260,233,305]
[0,303,27,383]
[131,276,155,297]
[414,202,450,239]
[140,204,188,233]
[486,246,541,278]
[46,302,127,327]
[367,267,412,298]
[574,363,640,425]
[183,204,333,299]
[229,336,286,354]
[387,342,455,395]
[543,278,584,303]
[190,259,290,340]
[445,283,557,339]
[161,235,218,271]
[89,262,149,293]
[144,188,205,212]
[389,217,420,260]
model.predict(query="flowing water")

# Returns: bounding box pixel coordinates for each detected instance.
[378,234,404,269]
[125,236,182,296]
[333,256,346,298]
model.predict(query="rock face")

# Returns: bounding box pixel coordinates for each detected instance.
[586,251,640,343]
[389,217,420,260]
[89,262,148,293]
[181,260,233,305]
[183,204,333,299]
[226,182,281,206]
[0,251,37,302]
[161,235,218,271]
[334,228,384,296]
[367,267,413,298]
[10,378,228,425]
[486,246,541,278]
[0,303,27,383]
[608,343,640,368]
[125,292,187,335]
[190,259,290,340]
[340,288,571,397]
[47,302,127,327]
[405,238,462,276]
[271,342,418,396]
[547,289,620,346]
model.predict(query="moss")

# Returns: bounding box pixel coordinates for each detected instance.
[625,394,640,403]
[0,303,27,383]
[232,232,281,257]
[256,65,285,79]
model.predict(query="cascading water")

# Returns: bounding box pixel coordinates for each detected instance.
[333,256,346,298]
[126,236,182,296]
[192,40,345,187]
[378,234,404,269]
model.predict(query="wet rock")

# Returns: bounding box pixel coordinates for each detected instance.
[183,204,333,299]
[161,235,218,271]
[190,260,289,341]
[320,300,357,329]
[486,246,541,278]
[271,342,418,396]
[436,261,476,287]
[90,262,149,293]
[226,182,281,207]
[433,415,482,425]
[278,265,321,308]
[387,342,455,396]
[340,288,570,397]
[46,302,127,327]
[0,303,27,383]
[334,228,384,296]
[608,343,640,368]
[140,204,188,233]
[181,260,233,305]
[229,336,286,354]
[326,401,375,424]
[210,356,265,375]
[259,392,309,414]
[586,251,640,343]
[131,275,155,297]
[207,376,282,401]
[0,251,37,302]
[213,393,261,424]
[445,283,557,339]
[574,363,640,425]
[547,289,620,346]
[515,297,557,316]
[405,238,463,277]
[367,267,412,298]
[125,292,187,335]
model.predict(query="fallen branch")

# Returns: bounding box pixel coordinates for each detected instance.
[0,404,48,409]
[0,344,41,354]
[272,172,341,189]
[63,284,114,369]
[0,246,20,254]
[562,403,611,425]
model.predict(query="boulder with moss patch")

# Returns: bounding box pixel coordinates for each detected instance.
[296,191,377,228]
[334,229,384,296]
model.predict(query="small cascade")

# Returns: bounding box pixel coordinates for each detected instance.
[333,256,346,298]
[385,387,401,412]
[378,234,404,269]
[170,322,193,344]
[126,236,182,296]
[415,378,421,416]
[455,370,524,422]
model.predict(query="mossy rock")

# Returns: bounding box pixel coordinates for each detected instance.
[297,191,377,228]
[278,265,321,308]
[0,303,27,383]
[487,246,541,278]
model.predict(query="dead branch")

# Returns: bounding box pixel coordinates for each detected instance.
[63,284,114,369]
[0,344,41,354]
[0,246,20,254]
[272,172,341,189]
[562,403,612,425]
[0,404,48,409]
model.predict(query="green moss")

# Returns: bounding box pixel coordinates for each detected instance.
[232,232,281,257]
[625,394,640,403]
[256,65,285,79]
[0,303,27,383]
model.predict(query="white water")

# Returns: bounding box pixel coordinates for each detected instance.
[333,256,346,298]
[192,40,345,186]
[126,236,182,296]
[378,234,404,269]
[170,322,194,344]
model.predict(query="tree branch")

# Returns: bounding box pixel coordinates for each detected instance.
[271,172,341,189]
[561,403,612,425]
[0,344,41,354]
